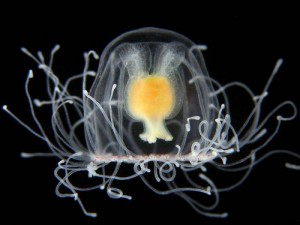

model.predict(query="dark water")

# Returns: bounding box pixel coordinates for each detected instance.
[1,5,299,225]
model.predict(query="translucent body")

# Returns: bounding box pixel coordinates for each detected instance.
[88,29,217,158]
[3,27,299,218]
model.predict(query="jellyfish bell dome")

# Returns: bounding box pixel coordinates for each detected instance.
[87,27,220,157]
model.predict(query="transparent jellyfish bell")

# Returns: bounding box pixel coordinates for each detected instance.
[87,27,220,158]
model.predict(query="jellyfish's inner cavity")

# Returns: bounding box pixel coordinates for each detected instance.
[126,74,175,144]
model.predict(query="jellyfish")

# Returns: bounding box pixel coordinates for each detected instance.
[3,27,299,218]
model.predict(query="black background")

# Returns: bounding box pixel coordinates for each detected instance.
[1,3,299,225]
